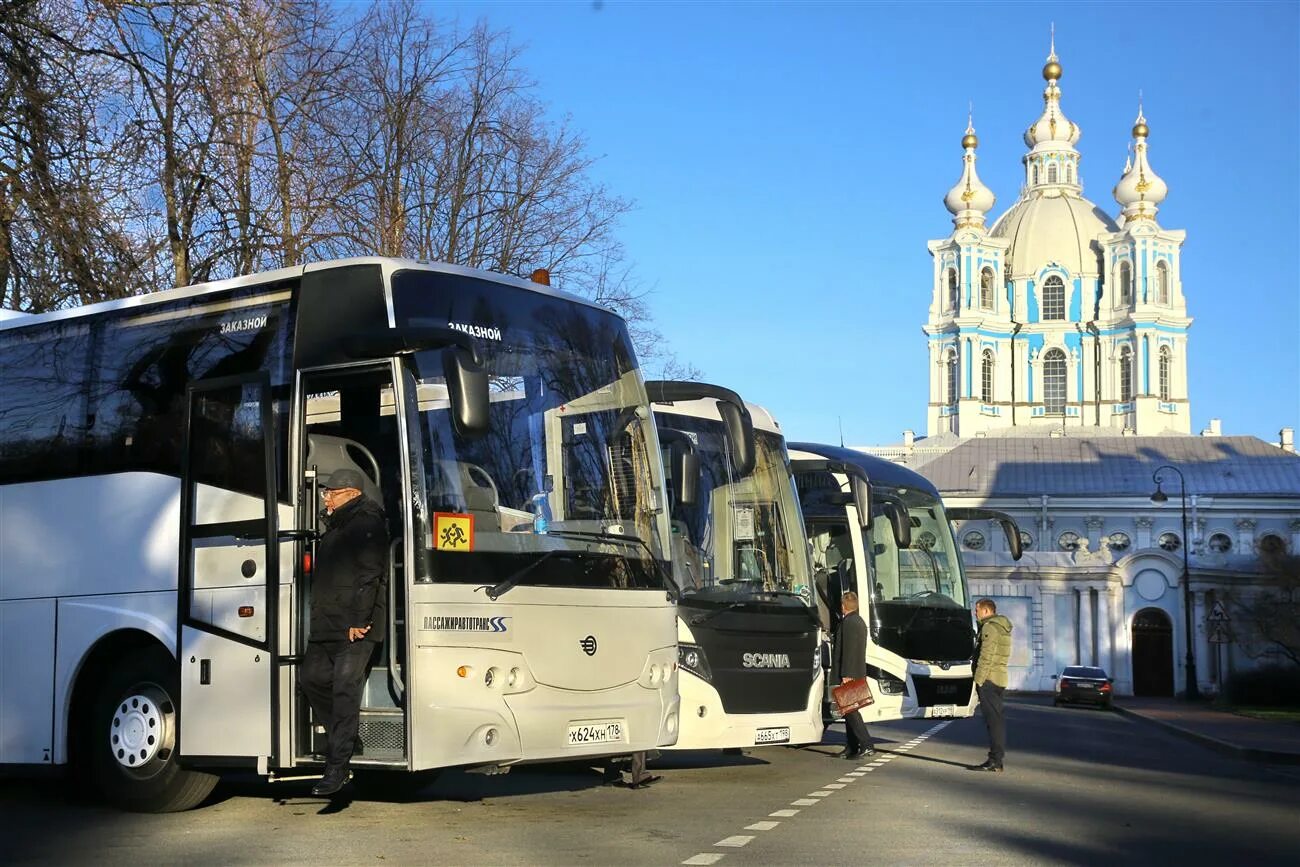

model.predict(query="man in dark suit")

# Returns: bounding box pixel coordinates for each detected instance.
[300,468,389,797]
[833,591,876,759]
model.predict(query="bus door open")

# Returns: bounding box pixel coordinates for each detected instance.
[178,373,278,764]
[294,361,410,768]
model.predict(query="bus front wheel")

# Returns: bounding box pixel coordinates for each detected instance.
[87,647,218,812]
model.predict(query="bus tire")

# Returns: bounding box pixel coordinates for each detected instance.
[87,646,218,812]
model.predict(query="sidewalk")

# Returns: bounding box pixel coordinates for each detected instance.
[1115,697,1300,765]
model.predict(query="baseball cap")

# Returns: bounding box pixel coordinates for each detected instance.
[321,468,366,491]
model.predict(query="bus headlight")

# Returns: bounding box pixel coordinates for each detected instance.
[678,643,711,681]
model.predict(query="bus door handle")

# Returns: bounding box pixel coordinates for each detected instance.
[387,538,405,702]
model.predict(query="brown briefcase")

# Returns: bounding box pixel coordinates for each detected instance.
[832,677,875,715]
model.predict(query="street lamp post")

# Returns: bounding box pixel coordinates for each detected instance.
[1151,464,1199,700]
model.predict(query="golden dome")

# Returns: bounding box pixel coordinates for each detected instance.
[962,132,979,149]
[1043,60,1062,81]
[1132,120,1149,138]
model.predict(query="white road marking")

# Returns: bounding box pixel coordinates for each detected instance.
[684,720,956,864]
[715,836,754,848]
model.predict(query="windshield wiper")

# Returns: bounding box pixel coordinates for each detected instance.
[485,549,563,600]
[543,528,679,600]
[689,600,748,626]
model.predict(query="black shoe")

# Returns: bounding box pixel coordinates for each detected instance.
[311,768,352,797]
[628,774,662,790]
[968,759,1003,772]
[835,748,855,758]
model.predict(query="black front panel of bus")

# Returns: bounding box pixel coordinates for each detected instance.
[872,602,974,663]
[683,602,818,715]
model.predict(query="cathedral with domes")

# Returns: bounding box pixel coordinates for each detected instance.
[861,37,1300,699]
[924,36,1191,438]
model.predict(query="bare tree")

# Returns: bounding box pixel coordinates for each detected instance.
[1,0,697,373]
[1230,545,1300,668]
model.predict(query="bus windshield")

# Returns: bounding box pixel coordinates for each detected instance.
[658,414,811,606]
[392,269,668,591]
[871,487,966,608]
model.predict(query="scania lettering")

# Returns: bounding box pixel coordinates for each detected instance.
[0,257,679,812]
[650,383,824,751]
[790,443,1022,723]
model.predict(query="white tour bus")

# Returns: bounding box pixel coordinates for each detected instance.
[0,257,680,812]
[789,443,1021,722]
[648,383,824,750]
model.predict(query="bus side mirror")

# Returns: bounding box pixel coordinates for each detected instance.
[674,447,701,507]
[1000,518,1023,561]
[443,347,489,438]
[717,400,756,477]
[883,502,911,549]
[852,477,873,531]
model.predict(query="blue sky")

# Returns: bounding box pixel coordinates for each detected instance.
[432,1,1299,447]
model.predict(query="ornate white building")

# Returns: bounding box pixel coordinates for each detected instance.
[859,39,1300,699]
[925,40,1192,438]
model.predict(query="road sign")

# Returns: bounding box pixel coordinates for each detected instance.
[1208,600,1230,623]
[1207,624,1232,644]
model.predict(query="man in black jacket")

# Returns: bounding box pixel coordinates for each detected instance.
[300,468,389,797]
[833,591,876,759]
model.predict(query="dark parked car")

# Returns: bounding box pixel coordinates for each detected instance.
[1053,666,1113,709]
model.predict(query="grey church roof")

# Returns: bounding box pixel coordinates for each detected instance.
[916,436,1300,498]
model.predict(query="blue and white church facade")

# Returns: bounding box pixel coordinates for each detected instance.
[925,40,1192,439]
[862,39,1300,700]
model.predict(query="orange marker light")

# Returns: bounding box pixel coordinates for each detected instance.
[457,666,470,678]
[238,606,255,618]
[302,553,313,574]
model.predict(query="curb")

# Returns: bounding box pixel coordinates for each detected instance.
[1114,704,1300,766]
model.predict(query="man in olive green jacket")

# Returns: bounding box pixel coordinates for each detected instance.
[970,598,1012,772]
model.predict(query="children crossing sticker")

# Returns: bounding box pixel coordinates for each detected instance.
[434,512,475,552]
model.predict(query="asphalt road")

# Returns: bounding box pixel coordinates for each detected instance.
[7,696,1300,866]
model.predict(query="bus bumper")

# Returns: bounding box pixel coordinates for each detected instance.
[667,670,824,750]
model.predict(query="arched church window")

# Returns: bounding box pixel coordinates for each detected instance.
[946,349,958,405]
[1047,163,1058,184]
[1032,163,1040,185]
[1158,346,1171,401]
[1043,348,1066,413]
[981,350,994,403]
[1042,275,1066,320]
[980,267,994,309]
[1156,260,1170,305]
[1119,261,1132,304]
[947,268,959,312]
[1066,163,1074,184]
[1119,346,1134,402]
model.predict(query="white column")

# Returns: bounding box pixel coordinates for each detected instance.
[1097,582,1115,676]
[1077,586,1093,665]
